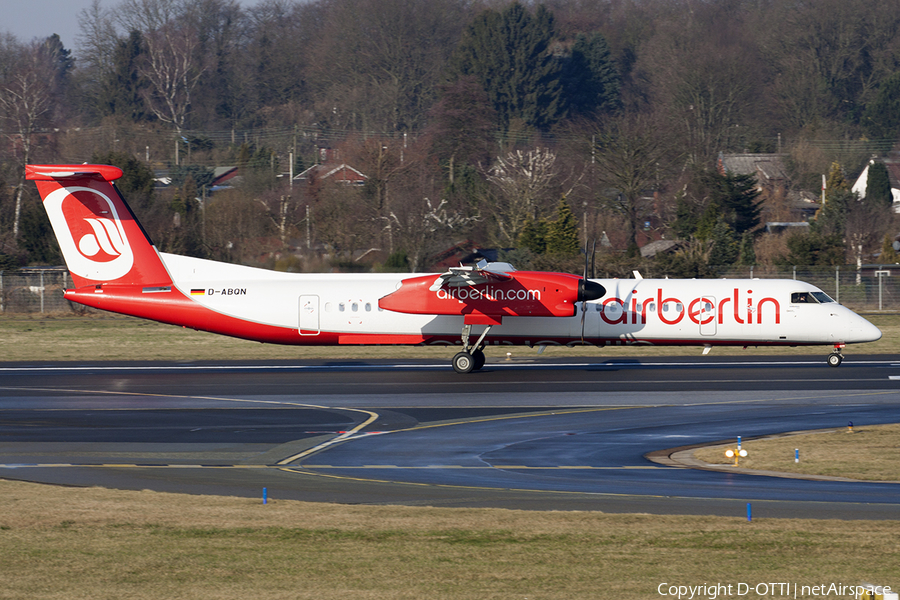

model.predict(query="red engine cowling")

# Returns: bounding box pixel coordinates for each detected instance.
[378,271,605,321]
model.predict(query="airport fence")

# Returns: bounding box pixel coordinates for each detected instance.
[0,268,76,314]
[1,265,899,314]
[713,265,899,313]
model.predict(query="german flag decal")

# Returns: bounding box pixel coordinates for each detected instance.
[190,289,205,296]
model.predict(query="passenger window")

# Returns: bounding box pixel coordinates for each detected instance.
[365,303,372,311]
[351,302,358,312]
[339,303,345,312]
[648,303,656,312]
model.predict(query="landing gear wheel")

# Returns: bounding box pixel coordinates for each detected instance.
[827,352,843,367]
[472,349,486,371]
[452,351,476,374]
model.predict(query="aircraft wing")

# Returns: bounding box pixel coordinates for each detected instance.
[428,261,513,291]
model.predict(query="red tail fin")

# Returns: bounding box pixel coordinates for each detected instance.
[26,164,171,289]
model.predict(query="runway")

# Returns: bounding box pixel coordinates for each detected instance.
[2,355,900,519]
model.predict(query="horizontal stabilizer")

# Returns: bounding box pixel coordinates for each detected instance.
[26,164,124,182]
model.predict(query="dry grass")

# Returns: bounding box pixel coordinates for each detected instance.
[2,314,899,597]
[0,480,898,599]
[1,312,897,362]
[694,423,900,481]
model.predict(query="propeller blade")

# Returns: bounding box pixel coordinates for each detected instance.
[581,240,600,344]
[581,297,586,343]
[590,239,596,279]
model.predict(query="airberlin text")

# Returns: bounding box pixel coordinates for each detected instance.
[601,288,779,327]
[436,287,541,302]
[658,582,891,599]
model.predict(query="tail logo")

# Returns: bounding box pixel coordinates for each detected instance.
[43,186,135,281]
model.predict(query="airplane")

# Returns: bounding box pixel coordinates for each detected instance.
[27,163,882,373]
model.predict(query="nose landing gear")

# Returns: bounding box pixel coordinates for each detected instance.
[827,343,845,367]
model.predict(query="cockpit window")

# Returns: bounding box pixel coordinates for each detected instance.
[791,291,835,304]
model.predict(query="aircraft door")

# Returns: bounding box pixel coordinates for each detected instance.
[299,294,320,335]
[694,296,716,336]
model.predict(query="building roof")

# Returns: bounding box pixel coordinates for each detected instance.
[639,239,682,258]
[719,153,789,182]
[295,163,367,185]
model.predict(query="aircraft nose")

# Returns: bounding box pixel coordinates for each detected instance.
[849,314,882,343]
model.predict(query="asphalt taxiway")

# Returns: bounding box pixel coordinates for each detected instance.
[1,355,899,518]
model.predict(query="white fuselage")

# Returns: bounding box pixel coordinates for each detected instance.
[160,253,881,348]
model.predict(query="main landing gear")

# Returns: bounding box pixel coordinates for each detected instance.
[827,344,844,367]
[452,324,492,373]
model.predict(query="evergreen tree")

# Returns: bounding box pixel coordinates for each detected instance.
[880,234,900,263]
[100,30,149,120]
[781,230,844,267]
[545,199,580,256]
[706,171,763,235]
[816,188,855,236]
[41,34,75,107]
[737,232,756,266]
[91,151,155,212]
[694,202,719,242]
[518,217,548,254]
[863,72,900,140]
[825,161,848,196]
[866,161,893,207]
[383,250,409,272]
[672,192,697,240]
[562,32,620,117]
[707,217,739,266]
[167,175,206,259]
[451,2,565,131]
[18,201,59,265]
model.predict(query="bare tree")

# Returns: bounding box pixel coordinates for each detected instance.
[306,0,466,132]
[139,22,206,154]
[638,3,764,165]
[591,113,676,255]
[486,147,559,244]
[351,137,415,254]
[117,0,182,34]
[76,0,121,103]
[0,41,55,240]
[115,0,206,161]
[387,197,480,271]
[845,200,891,272]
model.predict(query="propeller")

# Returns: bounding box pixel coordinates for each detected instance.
[580,240,603,343]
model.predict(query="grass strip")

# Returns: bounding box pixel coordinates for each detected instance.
[0,480,898,599]
[694,423,900,481]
